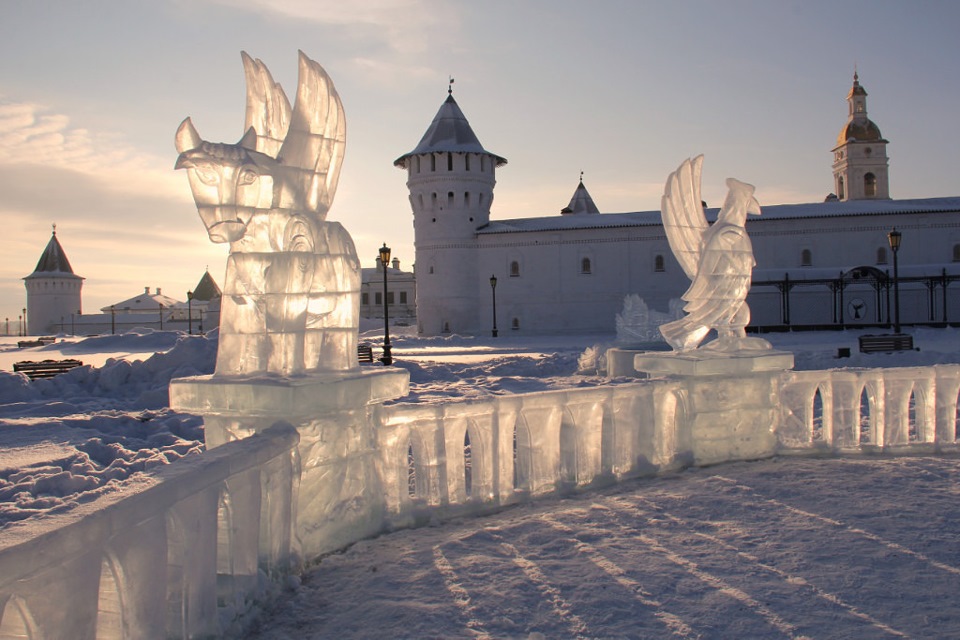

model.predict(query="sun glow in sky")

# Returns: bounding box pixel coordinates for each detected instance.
[2,1,959,328]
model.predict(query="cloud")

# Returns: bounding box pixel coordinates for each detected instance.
[0,100,224,324]
[203,0,461,56]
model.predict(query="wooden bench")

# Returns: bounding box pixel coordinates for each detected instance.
[358,344,374,364]
[858,334,914,353]
[17,337,56,348]
[13,359,84,380]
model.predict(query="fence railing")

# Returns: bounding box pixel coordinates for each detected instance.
[778,364,960,453]
[0,423,299,640]
[377,364,960,524]
[5,363,960,638]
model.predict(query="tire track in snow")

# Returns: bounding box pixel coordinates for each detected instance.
[539,513,700,639]
[485,530,591,639]
[432,545,491,638]
[711,475,960,577]
[620,494,909,639]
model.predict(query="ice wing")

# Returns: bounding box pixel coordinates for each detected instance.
[277,50,346,215]
[661,155,708,280]
[241,51,292,158]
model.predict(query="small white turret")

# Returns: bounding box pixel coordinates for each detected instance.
[23,226,84,335]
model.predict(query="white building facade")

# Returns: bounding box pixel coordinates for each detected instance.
[399,75,960,336]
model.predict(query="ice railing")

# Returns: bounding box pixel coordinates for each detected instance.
[0,423,299,640]
[778,364,960,453]
[376,364,960,522]
[376,382,689,522]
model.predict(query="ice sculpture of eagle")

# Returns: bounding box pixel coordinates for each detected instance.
[657,156,771,352]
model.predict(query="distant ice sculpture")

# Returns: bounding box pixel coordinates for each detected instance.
[658,156,771,352]
[175,51,358,375]
[615,295,683,346]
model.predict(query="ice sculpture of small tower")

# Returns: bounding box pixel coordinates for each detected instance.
[832,72,890,201]
[394,83,506,335]
[23,226,84,335]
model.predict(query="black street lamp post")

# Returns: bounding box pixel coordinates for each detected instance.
[379,243,393,366]
[489,275,498,337]
[888,228,902,334]
[22,308,26,336]
[111,305,116,335]
[187,290,194,335]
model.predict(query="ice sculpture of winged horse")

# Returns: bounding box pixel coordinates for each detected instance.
[175,52,359,376]
[658,156,772,352]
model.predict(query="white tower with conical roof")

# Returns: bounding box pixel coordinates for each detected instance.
[832,72,890,201]
[395,84,506,335]
[23,226,84,335]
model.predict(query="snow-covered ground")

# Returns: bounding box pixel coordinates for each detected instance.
[2,325,959,637]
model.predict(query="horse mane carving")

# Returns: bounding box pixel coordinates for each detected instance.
[175,52,359,376]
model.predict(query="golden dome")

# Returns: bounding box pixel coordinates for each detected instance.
[836,119,883,146]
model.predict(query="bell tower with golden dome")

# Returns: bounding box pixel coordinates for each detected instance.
[832,72,890,201]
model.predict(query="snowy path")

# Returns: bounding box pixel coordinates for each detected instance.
[250,456,960,639]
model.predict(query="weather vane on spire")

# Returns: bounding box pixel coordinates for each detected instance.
[52,223,57,235]
[448,76,455,95]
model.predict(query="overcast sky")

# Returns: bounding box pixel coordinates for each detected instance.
[2,1,959,328]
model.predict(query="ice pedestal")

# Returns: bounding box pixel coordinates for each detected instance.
[170,369,409,559]
[634,350,794,466]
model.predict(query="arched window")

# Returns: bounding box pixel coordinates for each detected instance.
[447,191,454,207]
[864,173,877,197]
[510,261,520,277]
[465,154,471,171]
[801,249,812,266]
[430,154,436,171]
[654,254,665,272]
[876,247,887,265]
[464,192,470,207]
[512,317,520,330]
[838,176,845,201]
[447,154,453,171]
[581,257,592,274]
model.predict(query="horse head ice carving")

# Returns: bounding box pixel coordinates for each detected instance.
[658,156,771,352]
[176,51,359,376]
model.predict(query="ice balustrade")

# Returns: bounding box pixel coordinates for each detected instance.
[778,364,960,452]
[5,365,960,638]
[377,364,960,521]
[0,424,299,640]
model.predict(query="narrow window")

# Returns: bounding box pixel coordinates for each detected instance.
[430,154,436,171]
[375,292,382,305]
[361,292,369,305]
[414,156,420,173]
[431,193,437,209]
[480,156,487,172]
[581,257,592,274]
[387,291,395,305]
[429,266,435,274]
[510,261,520,277]
[953,244,960,262]
[838,176,845,200]
[465,154,471,171]
[464,192,470,207]
[876,247,887,265]
[400,291,407,304]
[511,317,520,330]
[447,154,453,171]
[448,191,454,207]
[654,254,665,272]
[864,173,877,197]
[801,249,812,267]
